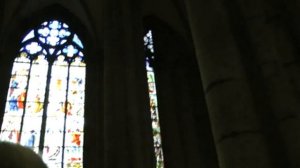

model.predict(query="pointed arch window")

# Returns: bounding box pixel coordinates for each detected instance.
[0,20,85,168]
[144,30,164,168]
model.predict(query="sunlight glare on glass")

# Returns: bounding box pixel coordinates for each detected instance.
[38,27,50,37]
[49,20,60,29]
[26,42,42,54]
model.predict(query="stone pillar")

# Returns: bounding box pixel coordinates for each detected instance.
[84,48,103,168]
[283,0,300,100]
[0,0,5,52]
[0,0,4,37]
[102,0,154,168]
[0,1,11,132]
[184,0,274,167]
[234,0,300,167]
[152,24,219,168]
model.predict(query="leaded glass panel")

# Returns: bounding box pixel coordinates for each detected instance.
[0,20,86,168]
[144,30,164,168]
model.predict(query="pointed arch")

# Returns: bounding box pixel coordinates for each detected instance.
[144,29,164,168]
[0,19,86,168]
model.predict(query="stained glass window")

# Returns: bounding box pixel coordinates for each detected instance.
[0,20,85,168]
[144,30,164,168]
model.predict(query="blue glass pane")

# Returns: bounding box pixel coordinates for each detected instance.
[73,34,84,49]
[22,30,35,42]
[63,45,78,57]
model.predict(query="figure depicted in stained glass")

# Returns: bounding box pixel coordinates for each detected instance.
[9,97,18,112]
[9,74,19,96]
[25,130,36,148]
[61,101,72,116]
[33,95,43,113]
[71,130,81,146]
[17,89,26,109]
[0,20,86,168]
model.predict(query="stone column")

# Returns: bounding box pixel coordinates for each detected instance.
[184,0,274,167]
[0,1,11,132]
[84,48,103,168]
[152,25,219,168]
[235,0,300,167]
[283,0,300,100]
[0,0,5,53]
[0,0,4,38]
[102,0,154,168]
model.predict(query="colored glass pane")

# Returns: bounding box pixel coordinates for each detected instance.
[0,20,85,168]
[144,30,164,168]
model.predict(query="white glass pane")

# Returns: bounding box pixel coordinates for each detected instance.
[0,116,22,143]
[49,60,68,105]
[25,42,42,54]
[64,147,83,168]
[38,27,50,37]
[65,117,84,136]
[42,146,63,165]
[20,116,42,148]
[26,77,47,101]
[11,62,30,76]
[49,20,61,29]
[44,117,64,146]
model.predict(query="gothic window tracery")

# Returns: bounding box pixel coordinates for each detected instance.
[0,20,85,168]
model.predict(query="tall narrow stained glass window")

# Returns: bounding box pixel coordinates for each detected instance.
[0,20,86,168]
[144,30,164,168]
